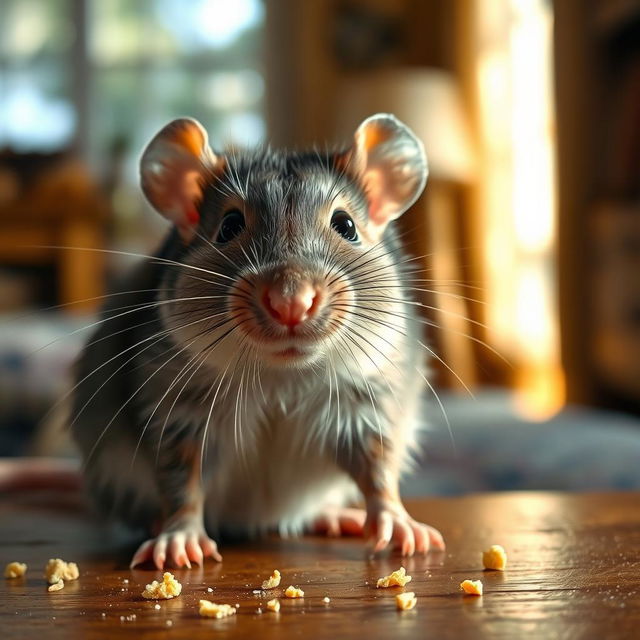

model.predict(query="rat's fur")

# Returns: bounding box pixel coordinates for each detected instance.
[70,115,442,565]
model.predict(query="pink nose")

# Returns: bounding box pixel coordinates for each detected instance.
[263,282,318,327]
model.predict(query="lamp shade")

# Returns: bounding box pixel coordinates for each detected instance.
[334,68,476,183]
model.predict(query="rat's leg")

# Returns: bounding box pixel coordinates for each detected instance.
[130,443,221,569]
[336,436,445,555]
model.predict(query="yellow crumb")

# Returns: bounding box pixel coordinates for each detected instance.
[482,544,507,571]
[395,591,417,610]
[261,569,281,590]
[48,579,65,592]
[199,599,236,619]
[142,572,182,599]
[376,567,412,588]
[4,562,27,579]
[284,585,304,598]
[44,558,79,585]
[460,579,483,595]
[266,598,280,612]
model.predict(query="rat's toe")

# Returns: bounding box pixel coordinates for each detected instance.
[130,539,155,568]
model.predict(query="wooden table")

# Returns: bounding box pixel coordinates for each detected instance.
[1,491,639,639]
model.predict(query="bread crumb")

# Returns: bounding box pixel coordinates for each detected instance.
[323,596,331,604]
[4,562,27,579]
[376,567,412,588]
[483,544,507,571]
[460,579,483,595]
[48,579,65,592]
[199,599,237,619]
[284,585,304,598]
[266,598,280,612]
[395,591,417,610]
[154,604,161,610]
[261,569,281,590]
[141,572,182,599]
[45,558,79,585]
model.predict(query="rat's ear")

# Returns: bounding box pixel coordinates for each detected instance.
[140,118,221,240]
[345,113,427,229]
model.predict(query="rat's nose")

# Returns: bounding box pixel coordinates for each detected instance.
[263,282,318,327]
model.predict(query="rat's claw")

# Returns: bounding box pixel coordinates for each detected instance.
[130,539,155,568]
[153,536,168,569]
[366,499,445,556]
[130,529,222,569]
[198,534,222,562]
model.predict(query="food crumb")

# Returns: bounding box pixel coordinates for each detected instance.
[460,579,483,596]
[262,569,281,590]
[323,596,331,604]
[48,580,65,592]
[154,604,161,611]
[395,592,417,611]
[207,587,213,592]
[284,585,304,598]
[45,559,79,585]
[199,599,237,619]
[482,545,507,571]
[4,562,27,579]
[376,567,412,588]
[266,599,280,612]
[256,608,262,614]
[141,572,182,600]
[166,620,173,627]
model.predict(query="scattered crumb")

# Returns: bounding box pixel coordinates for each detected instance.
[266,599,280,612]
[4,562,27,579]
[141,572,182,599]
[460,579,483,596]
[122,579,129,584]
[284,585,304,598]
[199,599,237,619]
[482,544,507,571]
[154,604,161,610]
[252,589,262,594]
[166,620,173,627]
[256,607,262,614]
[207,587,213,593]
[101,613,106,618]
[395,592,417,611]
[323,596,331,604]
[376,567,412,588]
[48,579,65,592]
[262,569,281,590]
[45,558,79,585]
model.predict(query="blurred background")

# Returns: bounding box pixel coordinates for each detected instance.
[1,0,639,494]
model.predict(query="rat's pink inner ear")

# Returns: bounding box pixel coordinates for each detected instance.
[140,118,220,239]
[348,114,428,229]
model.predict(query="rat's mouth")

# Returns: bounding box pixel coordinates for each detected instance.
[258,338,323,366]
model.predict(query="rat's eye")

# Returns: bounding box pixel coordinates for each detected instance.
[216,209,245,243]
[331,210,358,242]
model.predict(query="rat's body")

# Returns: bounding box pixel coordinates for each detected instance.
[70,115,445,568]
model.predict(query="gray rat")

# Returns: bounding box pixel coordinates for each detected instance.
[69,113,445,568]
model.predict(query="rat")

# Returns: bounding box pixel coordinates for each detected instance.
[68,113,445,569]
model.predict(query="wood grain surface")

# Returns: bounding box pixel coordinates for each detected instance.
[1,490,639,639]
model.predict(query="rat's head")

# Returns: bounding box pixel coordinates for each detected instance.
[140,114,427,375]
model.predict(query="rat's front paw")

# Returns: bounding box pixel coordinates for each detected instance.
[312,506,367,537]
[130,527,222,569]
[366,498,445,556]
